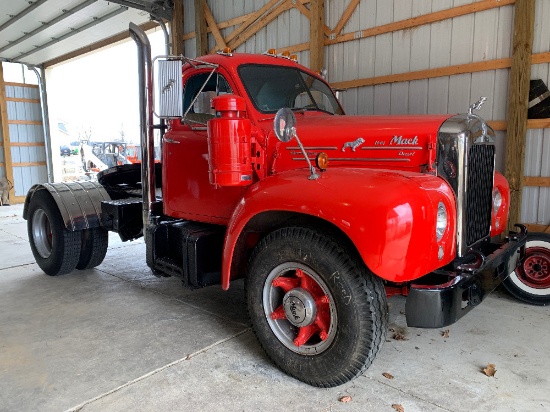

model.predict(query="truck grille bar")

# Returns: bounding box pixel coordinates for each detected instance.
[465,144,495,247]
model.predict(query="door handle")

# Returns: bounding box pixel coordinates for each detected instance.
[164,138,180,144]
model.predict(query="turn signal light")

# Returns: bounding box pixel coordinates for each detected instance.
[316,152,329,171]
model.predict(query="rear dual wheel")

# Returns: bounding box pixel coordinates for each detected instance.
[503,232,550,305]
[27,190,108,276]
[247,227,388,387]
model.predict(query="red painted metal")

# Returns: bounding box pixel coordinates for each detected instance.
[269,268,331,347]
[491,172,509,237]
[222,168,457,289]
[515,247,550,289]
[208,95,253,187]
[385,285,410,298]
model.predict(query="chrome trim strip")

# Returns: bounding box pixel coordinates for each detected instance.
[286,146,338,150]
[361,146,423,150]
[292,157,411,162]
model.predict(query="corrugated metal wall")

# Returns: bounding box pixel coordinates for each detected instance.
[4,84,48,198]
[523,0,550,225]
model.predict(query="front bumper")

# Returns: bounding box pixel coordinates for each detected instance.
[405,226,527,328]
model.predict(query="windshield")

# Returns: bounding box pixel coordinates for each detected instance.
[238,64,343,115]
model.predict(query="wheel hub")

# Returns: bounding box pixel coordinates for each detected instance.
[283,288,317,326]
[520,248,550,288]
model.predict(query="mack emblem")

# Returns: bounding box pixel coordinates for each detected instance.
[390,135,419,145]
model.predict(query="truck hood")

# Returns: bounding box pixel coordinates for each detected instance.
[271,113,452,172]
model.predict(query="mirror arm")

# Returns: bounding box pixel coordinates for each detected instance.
[293,130,319,180]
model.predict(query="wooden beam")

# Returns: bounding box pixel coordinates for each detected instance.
[8,120,42,125]
[224,0,281,46]
[488,118,550,131]
[524,223,550,234]
[532,51,550,64]
[195,0,208,56]
[171,0,185,55]
[12,162,47,167]
[309,0,325,71]
[330,57,511,90]
[227,1,292,51]
[3,82,38,89]
[6,97,40,103]
[524,176,550,187]
[10,142,45,147]
[0,63,15,201]
[293,0,331,37]
[43,21,159,68]
[332,0,360,36]
[204,1,227,52]
[326,0,514,46]
[505,0,535,232]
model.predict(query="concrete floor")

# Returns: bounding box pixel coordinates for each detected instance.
[1,203,549,412]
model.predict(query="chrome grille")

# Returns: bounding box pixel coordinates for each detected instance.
[465,144,495,247]
[437,114,496,257]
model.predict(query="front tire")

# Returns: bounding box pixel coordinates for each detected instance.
[27,190,81,276]
[246,227,388,387]
[503,232,550,305]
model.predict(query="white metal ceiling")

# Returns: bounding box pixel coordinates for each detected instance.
[0,0,172,66]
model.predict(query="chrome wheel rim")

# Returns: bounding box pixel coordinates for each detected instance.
[262,262,337,355]
[32,209,52,259]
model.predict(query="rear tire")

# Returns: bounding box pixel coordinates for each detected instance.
[76,227,109,270]
[246,227,388,387]
[503,232,550,305]
[27,190,81,276]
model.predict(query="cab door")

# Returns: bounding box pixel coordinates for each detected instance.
[162,70,245,225]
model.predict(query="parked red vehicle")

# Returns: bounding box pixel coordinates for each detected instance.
[22,24,549,387]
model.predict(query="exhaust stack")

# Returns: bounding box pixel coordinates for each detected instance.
[129,23,156,234]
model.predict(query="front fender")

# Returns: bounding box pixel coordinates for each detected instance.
[222,168,456,289]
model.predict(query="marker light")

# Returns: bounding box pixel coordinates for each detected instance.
[436,202,448,242]
[315,152,329,171]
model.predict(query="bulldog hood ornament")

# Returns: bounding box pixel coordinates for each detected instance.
[468,96,487,115]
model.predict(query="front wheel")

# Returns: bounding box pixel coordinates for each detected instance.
[503,232,550,305]
[246,227,388,387]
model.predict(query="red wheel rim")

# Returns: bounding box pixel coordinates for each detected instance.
[516,247,550,289]
[263,263,337,355]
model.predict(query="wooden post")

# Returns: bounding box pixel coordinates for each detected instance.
[505,0,535,232]
[309,0,325,72]
[171,0,185,56]
[0,62,15,201]
[195,0,208,57]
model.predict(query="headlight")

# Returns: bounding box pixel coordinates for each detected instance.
[436,202,447,242]
[492,188,502,215]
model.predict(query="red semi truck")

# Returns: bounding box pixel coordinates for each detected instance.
[23,24,550,387]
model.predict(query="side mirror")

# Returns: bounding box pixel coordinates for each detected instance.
[273,108,296,142]
[273,108,319,180]
[157,59,183,118]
